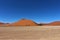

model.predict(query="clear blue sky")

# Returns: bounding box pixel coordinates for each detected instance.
[0,0,60,23]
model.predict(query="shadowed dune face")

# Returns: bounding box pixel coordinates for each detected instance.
[8,19,38,26]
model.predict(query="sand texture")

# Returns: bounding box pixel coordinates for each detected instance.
[0,26,60,40]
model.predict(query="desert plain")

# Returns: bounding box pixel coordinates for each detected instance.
[0,26,60,40]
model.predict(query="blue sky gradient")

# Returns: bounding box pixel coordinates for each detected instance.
[0,0,60,23]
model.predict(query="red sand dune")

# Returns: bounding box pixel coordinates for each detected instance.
[0,22,6,26]
[38,21,60,26]
[0,22,10,26]
[0,22,4,24]
[40,21,60,26]
[49,21,60,26]
[8,19,38,26]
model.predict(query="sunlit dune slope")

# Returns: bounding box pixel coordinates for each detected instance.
[8,19,38,26]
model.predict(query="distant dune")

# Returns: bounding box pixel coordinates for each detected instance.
[49,21,60,26]
[0,22,9,26]
[0,22,5,26]
[39,21,60,26]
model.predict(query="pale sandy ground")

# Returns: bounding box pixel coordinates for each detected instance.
[0,26,60,40]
